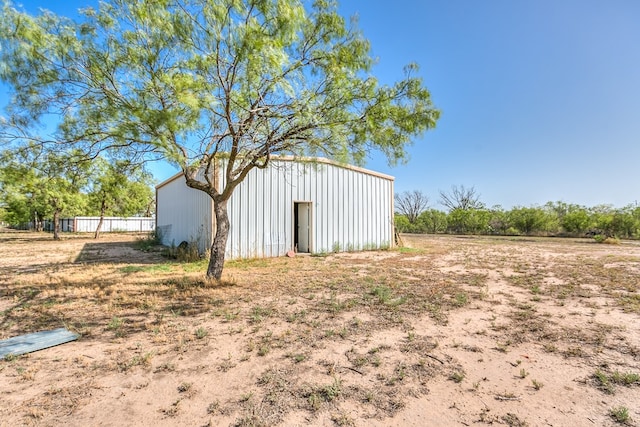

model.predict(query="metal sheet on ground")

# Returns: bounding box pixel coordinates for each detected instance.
[0,328,80,358]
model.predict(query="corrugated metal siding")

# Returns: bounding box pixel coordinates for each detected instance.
[70,217,155,233]
[156,174,213,253]
[219,158,393,259]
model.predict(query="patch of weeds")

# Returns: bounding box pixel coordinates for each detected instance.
[257,345,270,357]
[593,369,640,394]
[154,363,175,373]
[117,351,154,372]
[501,413,529,427]
[218,355,237,372]
[107,316,125,337]
[162,400,181,417]
[310,252,329,257]
[369,285,407,307]
[453,293,468,307]
[119,264,172,274]
[218,309,239,322]
[594,369,615,394]
[304,377,343,411]
[396,246,423,254]
[449,371,465,383]
[495,392,520,401]
[619,294,640,313]
[239,392,254,402]
[563,346,586,358]
[494,342,510,353]
[519,368,529,379]
[3,353,18,362]
[164,239,202,262]
[322,293,350,315]
[610,406,631,424]
[233,413,265,427]
[177,382,192,393]
[226,258,270,269]
[322,377,343,401]
[611,371,640,386]
[286,309,307,323]
[249,306,273,324]
[181,259,208,272]
[331,411,355,427]
[194,327,208,339]
[531,379,544,390]
[207,400,220,415]
[135,231,162,251]
[286,353,306,363]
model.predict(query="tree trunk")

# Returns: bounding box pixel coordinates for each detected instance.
[206,198,230,281]
[94,197,107,239]
[53,209,61,240]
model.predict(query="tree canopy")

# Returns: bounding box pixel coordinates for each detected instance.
[395,190,429,224]
[0,145,89,238]
[1,0,440,279]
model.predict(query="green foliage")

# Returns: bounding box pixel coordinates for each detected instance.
[394,214,412,233]
[609,406,631,424]
[418,209,448,234]
[87,158,154,218]
[393,194,640,239]
[135,230,162,251]
[508,206,556,235]
[561,208,591,235]
[0,145,89,233]
[0,148,154,234]
[447,208,491,234]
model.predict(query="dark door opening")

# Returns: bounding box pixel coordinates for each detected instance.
[294,202,311,253]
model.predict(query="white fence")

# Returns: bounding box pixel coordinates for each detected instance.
[44,217,155,233]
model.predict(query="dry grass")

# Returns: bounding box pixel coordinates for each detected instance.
[1,230,639,426]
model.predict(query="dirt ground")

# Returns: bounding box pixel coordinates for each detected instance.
[0,230,639,427]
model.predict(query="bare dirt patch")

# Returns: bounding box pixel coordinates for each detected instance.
[1,231,639,426]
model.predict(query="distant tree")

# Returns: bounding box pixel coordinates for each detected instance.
[487,205,511,235]
[418,209,447,234]
[394,214,412,233]
[0,146,88,238]
[439,185,483,211]
[447,208,490,235]
[87,158,154,239]
[561,208,591,235]
[395,190,429,224]
[508,206,556,235]
[545,201,570,222]
[0,0,440,280]
[610,207,638,239]
[590,205,616,237]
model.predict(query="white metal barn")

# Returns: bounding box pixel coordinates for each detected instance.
[155,156,394,259]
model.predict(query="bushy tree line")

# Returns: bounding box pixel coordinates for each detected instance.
[0,146,154,238]
[395,190,640,239]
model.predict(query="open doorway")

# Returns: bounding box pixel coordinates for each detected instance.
[294,202,312,253]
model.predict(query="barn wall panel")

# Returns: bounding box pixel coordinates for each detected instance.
[156,174,212,253]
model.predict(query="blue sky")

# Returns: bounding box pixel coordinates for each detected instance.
[2,1,639,209]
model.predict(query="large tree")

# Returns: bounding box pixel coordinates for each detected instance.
[395,190,429,224]
[439,185,483,211]
[0,0,440,280]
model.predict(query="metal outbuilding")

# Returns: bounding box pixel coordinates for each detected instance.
[155,156,394,259]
